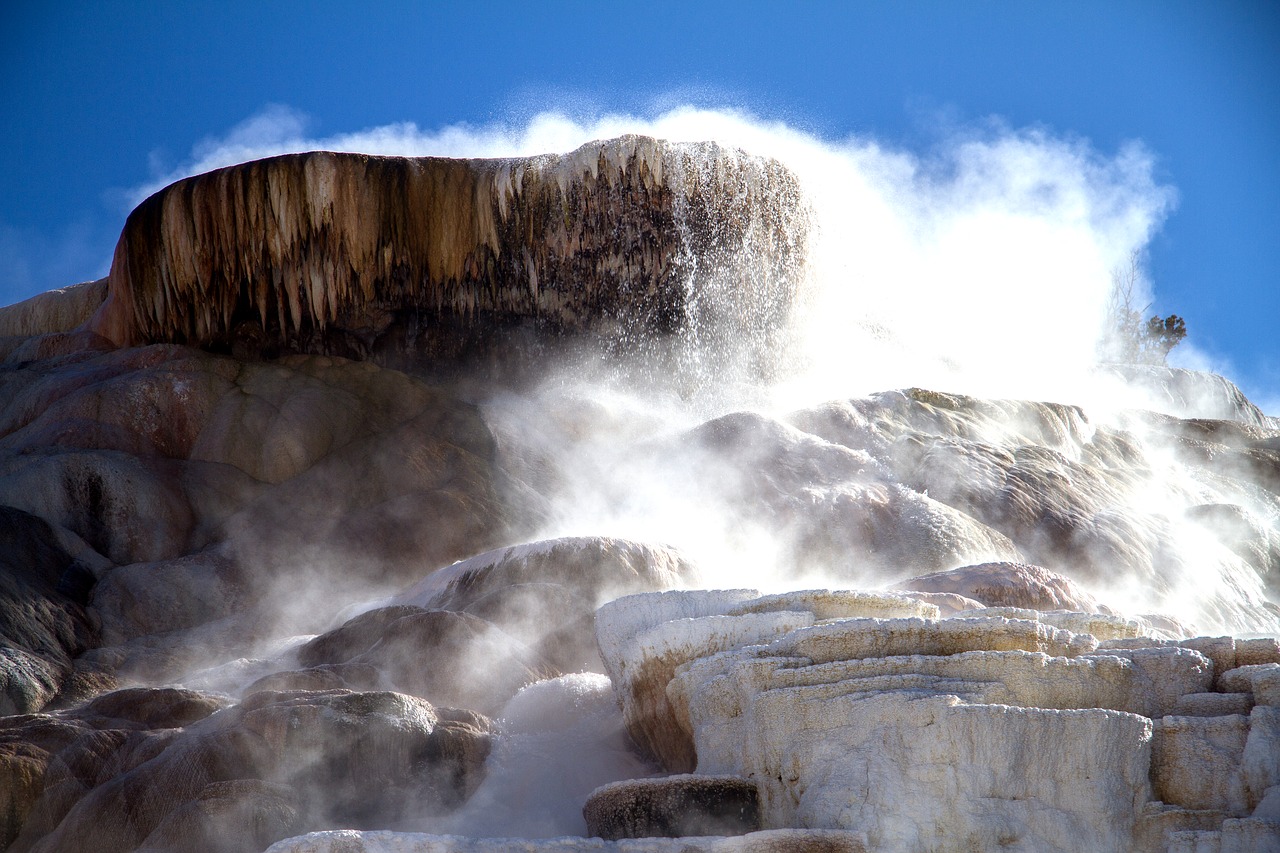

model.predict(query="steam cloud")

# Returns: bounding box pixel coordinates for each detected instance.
[151,102,1278,634]
[134,103,1180,399]
[104,104,1277,841]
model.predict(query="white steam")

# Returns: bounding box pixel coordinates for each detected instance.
[105,105,1280,848]
[136,103,1175,404]
[144,105,1279,635]
[432,673,656,838]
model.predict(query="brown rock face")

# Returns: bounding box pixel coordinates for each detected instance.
[391,537,700,673]
[296,607,549,715]
[12,688,491,853]
[583,775,761,840]
[0,507,97,715]
[133,779,304,853]
[90,552,245,647]
[0,281,107,340]
[1,687,227,850]
[98,138,809,361]
[0,340,517,677]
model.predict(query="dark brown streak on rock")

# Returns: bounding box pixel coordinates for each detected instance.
[97,138,809,366]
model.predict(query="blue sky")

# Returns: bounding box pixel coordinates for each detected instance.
[2,1,1277,402]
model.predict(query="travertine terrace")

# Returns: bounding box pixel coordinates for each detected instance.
[93,137,808,359]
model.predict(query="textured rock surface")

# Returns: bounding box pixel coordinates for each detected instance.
[133,778,305,853]
[596,590,812,772]
[391,538,699,672]
[1,687,227,850]
[0,280,108,339]
[1106,365,1279,429]
[583,775,761,839]
[3,137,1280,853]
[0,340,517,683]
[263,829,868,852]
[98,139,809,361]
[395,538,698,614]
[0,342,510,574]
[1151,714,1250,815]
[664,411,1023,578]
[295,607,549,714]
[90,550,245,646]
[13,688,490,853]
[789,389,1280,632]
[0,507,97,714]
[894,562,1101,613]
[593,587,1280,852]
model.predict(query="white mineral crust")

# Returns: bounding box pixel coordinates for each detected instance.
[595,588,1280,852]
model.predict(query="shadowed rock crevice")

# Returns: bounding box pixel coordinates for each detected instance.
[0,507,99,715]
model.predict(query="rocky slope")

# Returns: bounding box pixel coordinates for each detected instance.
[0,138,1277,852]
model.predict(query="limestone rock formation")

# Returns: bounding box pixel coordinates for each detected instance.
[1,686,227,850]
[394,537,698,613]
[0,337,519,695]
[10,688,491,853]
[0,342,511,575]
[293,607,549,715]
[591,587,1280,853]
[390,537,700,672]
[662,410,1024,578]
[583,775,761,839]
[594,589,934,771]
[2,136,1280,852]
[132,779,304,853]
[895,561,1102,613]
[788,388,1280,632]
[95,138,809,363]
[1104,365,1279,429]
[0,280,107,340]
[90,550,245,646]
[0,507,97,715]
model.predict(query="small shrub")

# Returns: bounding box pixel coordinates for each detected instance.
[1100,251,1187,365]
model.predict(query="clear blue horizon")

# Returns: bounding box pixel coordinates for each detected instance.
[2,1,1277,404]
